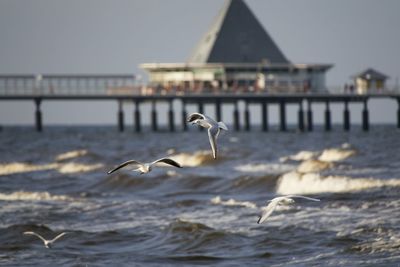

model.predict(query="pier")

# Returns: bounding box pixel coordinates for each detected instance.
[0,74,399,132]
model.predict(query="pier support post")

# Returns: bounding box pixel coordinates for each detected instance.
[343,101,350,131]
[279,100,287,131]
[118,100,124,132]
[151,100,157,132]
[244,101,250,131]
[307,101,313,131]
[34,98,42,132]
[298,101,304,132]
[362,100,369,131]
[324,101,331,131]
[215,99,222,122]
[262,102,268,132]
[182,100,187,131]
[397,98,400,129]
[134,100,141,133]
[198,102,204,131]
[168,100,175,132]
[233,102,240,131]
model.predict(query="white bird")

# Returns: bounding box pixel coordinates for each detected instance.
[187,112,228,159]
[23,231,67,248]
[257,195,320,224]
[108,157,182,175]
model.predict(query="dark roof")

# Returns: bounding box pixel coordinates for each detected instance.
[354,68,389,80]
[188,0,289,64]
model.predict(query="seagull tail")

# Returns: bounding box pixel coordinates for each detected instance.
[218,122,228,131]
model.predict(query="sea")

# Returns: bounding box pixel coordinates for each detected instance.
[0,125,399,266]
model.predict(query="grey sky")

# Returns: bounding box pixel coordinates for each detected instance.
[0,0,399,125]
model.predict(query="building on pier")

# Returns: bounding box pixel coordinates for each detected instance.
[352,68,389,94]
[140,0,332,94]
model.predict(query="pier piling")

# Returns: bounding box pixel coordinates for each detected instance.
[244,101,250,131]
[118,100,124,132]
[298,101,304,132]
[233,102,240,131]
[362,100,369,131]
[34,98,42,132]
[134,100,141,133]
[215,99,222,122]
[151,101,158,131]
[198,102,204,131]
[397,98,400,129]
[182,100,187,131]
[307,101,313,131]
[262,102,268,132]
[168,100,175,132]
[343,101,350,131]
[279,100,287,131]
[324,101,331,131]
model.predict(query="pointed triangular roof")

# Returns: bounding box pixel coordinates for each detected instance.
[188,0,289,64]
[353,68,389,80]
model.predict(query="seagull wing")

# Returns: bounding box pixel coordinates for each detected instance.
[152,158,182,168]
[208,126,219,159]
[257,199,280,224]
[187,112,205,123]
[287,195,321,202]
[50,232,67,243]
[107,160,142,174]
[24,231,47,243]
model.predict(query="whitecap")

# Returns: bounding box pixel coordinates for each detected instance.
[276,171,400,195]
[55,149,88,161]
[0,191,73,201]
[318,148,356,162]
[210,196,257,209]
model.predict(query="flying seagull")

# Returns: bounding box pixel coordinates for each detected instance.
[257,195,320,224]
[23,231,67,248]
[108,157,182,175]
[187,112,228,159]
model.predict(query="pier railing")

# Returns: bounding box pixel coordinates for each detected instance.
[1,74,398,96]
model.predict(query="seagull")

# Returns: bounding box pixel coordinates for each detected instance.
[257,195,320,224]
[187,112,228,159]
[23,231,67,248]
[107,157,182,175]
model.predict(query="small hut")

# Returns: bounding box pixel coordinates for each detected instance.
[353,68,389,94]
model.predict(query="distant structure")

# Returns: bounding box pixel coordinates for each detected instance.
[140,0,332,94]
[352,68,389,94]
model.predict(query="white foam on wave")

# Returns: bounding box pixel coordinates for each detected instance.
[0,191,73,201]
[210,196,257,209]
[55,149,88,161]
[318,148,356,162]
[57,162,103,174]
[296,159,333,173]
[234,163,295,174]
[279,150,320,162]
[276,171,400,195]
[0,161,103,176]
[169,150,215,167]
[0,162,58,175]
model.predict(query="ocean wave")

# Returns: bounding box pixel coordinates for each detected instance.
[318,147,356,162]
[0,161,103,176]
[210,196,257,209]
[55,149,88,161]
[279,150,320,162]
[0,162,58,176]
[57,162,103,174]
[296,159,333,173]
[234,163,295,174]
[0,191,73,201]
[276,171,400,195]
[169,151,219,167]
